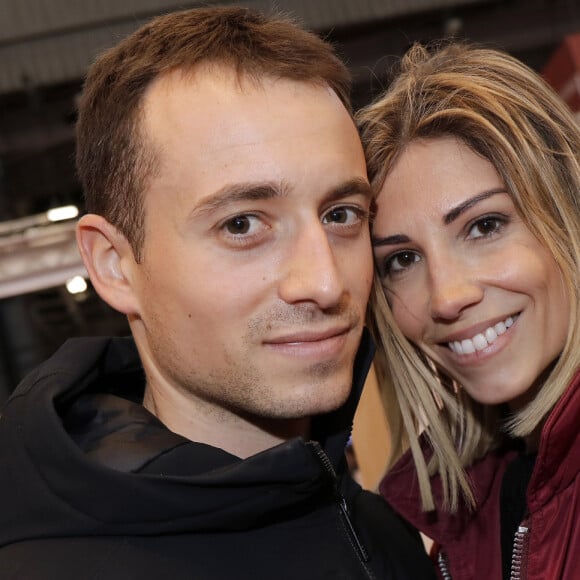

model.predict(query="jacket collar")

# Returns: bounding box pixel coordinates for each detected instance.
[528,369,580,508]
[1,330,375,540]
[380,369,580,543]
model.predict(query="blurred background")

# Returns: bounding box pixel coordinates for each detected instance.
[0,0,579,403]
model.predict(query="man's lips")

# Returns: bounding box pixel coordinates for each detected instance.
[265,325,352,345]
[262,325,355,360]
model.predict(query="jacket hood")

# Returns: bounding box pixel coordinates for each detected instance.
[0,330,375,546]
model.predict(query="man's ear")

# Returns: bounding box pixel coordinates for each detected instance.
[76,214,141,315]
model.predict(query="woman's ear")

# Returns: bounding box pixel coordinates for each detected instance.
[76,214,141,315]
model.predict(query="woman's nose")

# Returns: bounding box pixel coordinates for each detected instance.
[428,260,483,321]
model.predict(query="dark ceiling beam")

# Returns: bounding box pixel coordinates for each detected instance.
[332,0,580,103]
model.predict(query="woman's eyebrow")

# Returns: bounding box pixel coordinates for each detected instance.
[443,188,507,225]
[371,188,508,247]
[371,233,410,248]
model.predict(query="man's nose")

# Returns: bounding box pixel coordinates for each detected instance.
[278,223,346,309]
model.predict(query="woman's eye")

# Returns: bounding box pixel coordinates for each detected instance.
[382,251,421,276]
[468,215,505,239]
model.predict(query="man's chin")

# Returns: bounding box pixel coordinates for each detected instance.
[287,378,353,418]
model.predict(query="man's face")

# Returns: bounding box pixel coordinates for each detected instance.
[128,68,372,436]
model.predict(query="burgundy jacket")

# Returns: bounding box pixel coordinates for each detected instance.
[380,370,580,580]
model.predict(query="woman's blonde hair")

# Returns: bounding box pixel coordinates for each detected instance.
[356,42,580,511]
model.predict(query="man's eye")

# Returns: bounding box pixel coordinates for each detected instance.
[225,215,253,235]
[219,214,270,248]
[322,206,362,225]
[326,207,348,224]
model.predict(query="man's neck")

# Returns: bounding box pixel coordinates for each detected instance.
[142,384,311,459]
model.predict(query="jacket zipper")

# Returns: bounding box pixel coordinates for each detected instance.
[434,522,531,580]
[509,524,529,580]
[435,525,530,579]
[436,550,452,579]
[308,441,374,578]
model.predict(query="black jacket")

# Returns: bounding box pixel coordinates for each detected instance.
[0,332,435,579]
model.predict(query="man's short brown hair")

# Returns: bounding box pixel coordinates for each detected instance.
[76,6,351,261]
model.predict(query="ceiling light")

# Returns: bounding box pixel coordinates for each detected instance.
[66,275,88,295]
[46,205,79,223]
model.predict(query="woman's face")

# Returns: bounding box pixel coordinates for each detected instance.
[372,136,570,409]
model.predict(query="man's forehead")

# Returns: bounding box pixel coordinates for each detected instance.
[143,62,337,110]
[140,63,349,165]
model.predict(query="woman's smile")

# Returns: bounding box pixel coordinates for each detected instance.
[445,314,519,355]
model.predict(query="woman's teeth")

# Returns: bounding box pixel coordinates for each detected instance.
[448,315,518,355]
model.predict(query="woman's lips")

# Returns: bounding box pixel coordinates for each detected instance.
[447,314,519,355]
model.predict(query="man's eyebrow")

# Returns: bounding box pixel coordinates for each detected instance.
[188,177,371,220]
[443,188,507,225]
[188,181,288,219]
[326,177,373,203]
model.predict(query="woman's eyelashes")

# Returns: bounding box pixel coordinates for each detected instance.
[465,213,509,240]
[380,250,421,279]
